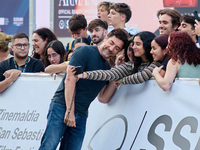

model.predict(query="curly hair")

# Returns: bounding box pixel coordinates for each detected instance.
[167,31,200,66]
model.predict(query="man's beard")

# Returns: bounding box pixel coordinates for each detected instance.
[101,46,113,59]
[15,53,28,59]
[92,34,104,45]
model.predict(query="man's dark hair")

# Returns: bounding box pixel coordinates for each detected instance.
[157,9,181,29]
[33,27,57,44]
[74,37,90,46]
[107,28,129,50]
[88,19,108,31]
[180,14,198,41]
[12,32,29,43]
[180,14,196,30]
[69,14,87,33]
[109,3,132,23]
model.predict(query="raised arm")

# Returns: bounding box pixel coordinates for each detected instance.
[152,59,179,91]
[120,61,161,85]
[45,62,68,74]
[195,20,200,44]
[83,61,135,81]
[97,81,116,104]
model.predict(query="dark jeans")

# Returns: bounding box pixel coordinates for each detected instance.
[39,102,86,150]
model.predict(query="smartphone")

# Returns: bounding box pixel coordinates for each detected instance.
[193,11,200,21]
[74,66,83,75]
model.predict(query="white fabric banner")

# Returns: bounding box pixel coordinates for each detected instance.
[0,73,63,150]
[82,78,200,150]
[1,74,200,150]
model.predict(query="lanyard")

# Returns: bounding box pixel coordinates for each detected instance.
[13,57,30,72]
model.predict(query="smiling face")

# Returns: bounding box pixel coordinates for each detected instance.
[132,36,147,62]
[100,35,124,59]
[47,48,61,64]
[150,40,165,62]
[159,14,175,35]
[32,33,47,56]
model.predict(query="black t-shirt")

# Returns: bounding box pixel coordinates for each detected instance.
[0,57,44,81]
[161,56,168,71]
[52,45,110,118]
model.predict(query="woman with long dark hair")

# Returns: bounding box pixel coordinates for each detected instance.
[78,31,160,85]
[32,28,57,63]
[44,40,66,67]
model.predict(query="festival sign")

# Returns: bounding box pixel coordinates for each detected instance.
[0,0,29,35]
[0,73,62,149]
[1,73,200,149]
[54,0,200,37]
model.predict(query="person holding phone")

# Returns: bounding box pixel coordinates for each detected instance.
[194,12,200,46]
[39,28,129,150]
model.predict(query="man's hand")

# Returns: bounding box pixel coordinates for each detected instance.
[64,110,76,127]
[3,69,21,82]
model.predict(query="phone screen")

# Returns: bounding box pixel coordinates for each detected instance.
[74,66,83,75]
[194,11,200,21]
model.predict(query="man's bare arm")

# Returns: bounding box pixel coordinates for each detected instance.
[64,65,77,127]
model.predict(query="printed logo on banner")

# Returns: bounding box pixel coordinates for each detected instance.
[0,18,5,25]
[59,20,65,29]
[13,17,24,26]
[0,17,9,26]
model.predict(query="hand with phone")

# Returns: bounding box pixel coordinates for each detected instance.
[73,66,83,75]
[71,66,88,79]
[195,20,200,37]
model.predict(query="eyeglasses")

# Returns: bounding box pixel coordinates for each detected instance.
[13,43,30,49]
[47,53,58,59]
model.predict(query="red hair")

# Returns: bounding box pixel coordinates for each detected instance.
[167,31,200,66]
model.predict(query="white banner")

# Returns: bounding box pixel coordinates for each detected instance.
[0,73,63,150]
[82,78,200,150]
[1,74,200,150]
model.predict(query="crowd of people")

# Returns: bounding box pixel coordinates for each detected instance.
[1,1,200,150]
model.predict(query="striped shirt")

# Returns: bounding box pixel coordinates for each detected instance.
[86,61,161,84]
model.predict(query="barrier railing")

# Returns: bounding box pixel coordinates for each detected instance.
[0,73,200,150]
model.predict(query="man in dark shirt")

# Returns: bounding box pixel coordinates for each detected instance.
[39,28,129,150]
[0,32,44,93]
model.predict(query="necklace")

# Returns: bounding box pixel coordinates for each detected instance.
[13,57,30,72]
